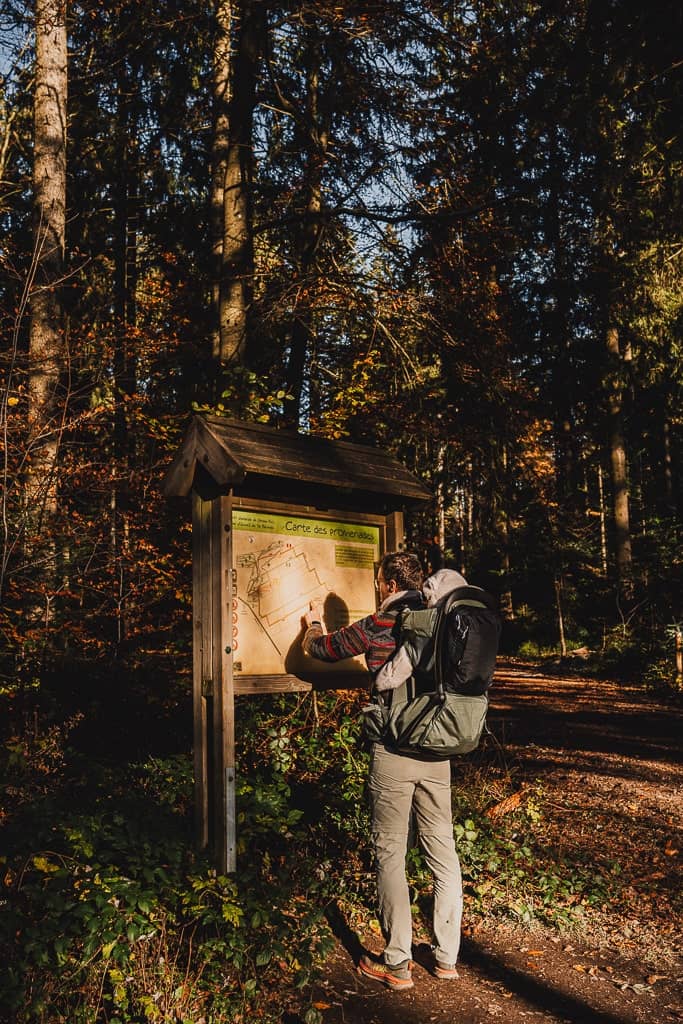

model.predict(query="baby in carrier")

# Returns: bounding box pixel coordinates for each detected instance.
[374,568,468,693]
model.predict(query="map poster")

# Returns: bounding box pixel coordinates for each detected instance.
[231,509,381,680]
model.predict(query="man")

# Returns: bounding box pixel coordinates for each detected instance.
[302,551,463,991]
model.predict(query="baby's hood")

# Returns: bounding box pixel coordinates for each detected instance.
[423,568,468,606]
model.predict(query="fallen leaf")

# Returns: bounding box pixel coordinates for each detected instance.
[573,964,587,972]
[313,1002,331,1010]
[646,974,668,984]
[486,791,523,819]
[664,840,679,856]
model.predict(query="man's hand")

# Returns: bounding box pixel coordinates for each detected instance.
[304,603,324,629]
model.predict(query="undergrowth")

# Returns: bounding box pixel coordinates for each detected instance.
[1,689,622,1024]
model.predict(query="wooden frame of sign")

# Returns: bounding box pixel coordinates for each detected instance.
[162,416,430,872]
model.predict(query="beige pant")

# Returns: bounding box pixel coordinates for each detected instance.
[368,743,462,966]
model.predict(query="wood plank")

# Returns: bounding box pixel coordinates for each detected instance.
[161,419,201,497]
[231,494,387,524]
[204,416,431,501]
[211,494,236,874]
[196,419,245,489]
[232,446,423,488]
[192,492,211,850]
[220,493,237,874]
[234,674,369,694]
[163,414,431,504]
[234,674,313,694]
[385,510,405,553]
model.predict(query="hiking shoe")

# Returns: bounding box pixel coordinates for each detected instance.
[433,961,459,980]
[358,953,414,991]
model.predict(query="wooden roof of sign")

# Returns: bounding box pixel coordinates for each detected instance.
[161,415,431,510]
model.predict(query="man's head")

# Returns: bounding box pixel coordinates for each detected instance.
[377,551,423,601]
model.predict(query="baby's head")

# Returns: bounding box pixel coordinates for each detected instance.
[423,568,467,606]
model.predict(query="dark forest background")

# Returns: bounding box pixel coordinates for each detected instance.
[0,2,681,1021]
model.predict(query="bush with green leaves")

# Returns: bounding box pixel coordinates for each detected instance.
[2,687,624,1023]
[0,734,334,1024]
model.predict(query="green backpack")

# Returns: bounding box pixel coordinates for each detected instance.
[361,587,499,758]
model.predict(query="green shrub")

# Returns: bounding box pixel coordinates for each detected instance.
[0,739,333,1024]
[1,687,626,1023]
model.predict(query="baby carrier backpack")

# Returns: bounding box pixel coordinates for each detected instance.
[362,586,502,757]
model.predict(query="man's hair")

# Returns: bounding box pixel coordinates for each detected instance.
[380,551,423,591]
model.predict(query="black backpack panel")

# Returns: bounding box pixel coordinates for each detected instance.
[436,587,502,696]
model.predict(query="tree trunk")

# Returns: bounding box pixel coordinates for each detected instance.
[606,324,633,589]
[218,0,262,370]
[547,127,579,510]
[111,57,139,651]
[113,60,138,436]
[27,0,67,529]
[283,43,328,427]
[466,459,473,565]
[210,0,232,365]
[597,462,608,576]
[663,414,674,510]
[497,443,514,618]
[555,575,567,657]
[433,441,447,556]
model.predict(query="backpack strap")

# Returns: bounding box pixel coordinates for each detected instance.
[432,598,449,702]
[374,595,424,709]
[446,586,496,611]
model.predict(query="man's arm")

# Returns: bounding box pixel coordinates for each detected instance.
[302,605,326,657]
[302,604,375,663]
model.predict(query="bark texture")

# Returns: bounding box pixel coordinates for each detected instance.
[27,0,67,522]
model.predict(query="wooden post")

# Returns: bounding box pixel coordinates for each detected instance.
[192,492,211,851]
[213,494,236,873]
[385,510,405,553]
[192,492,236,872]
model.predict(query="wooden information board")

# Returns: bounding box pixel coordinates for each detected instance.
[162,416,431,872]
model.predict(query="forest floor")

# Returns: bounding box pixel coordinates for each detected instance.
[307,660,683,1024]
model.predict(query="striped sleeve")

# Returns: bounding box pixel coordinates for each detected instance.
[304,614,376,663]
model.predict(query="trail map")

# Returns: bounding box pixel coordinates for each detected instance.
[231,510,380,678]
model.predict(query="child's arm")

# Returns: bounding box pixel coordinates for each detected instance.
[374,643,415,692]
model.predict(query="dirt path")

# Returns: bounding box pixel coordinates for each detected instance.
[309,662,683,1024]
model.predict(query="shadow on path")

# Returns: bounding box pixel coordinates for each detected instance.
[488,666,683,774]
[307,667,683,1024]
[313,905,661,1024]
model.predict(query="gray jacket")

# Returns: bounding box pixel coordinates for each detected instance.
[374,569,467,692]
